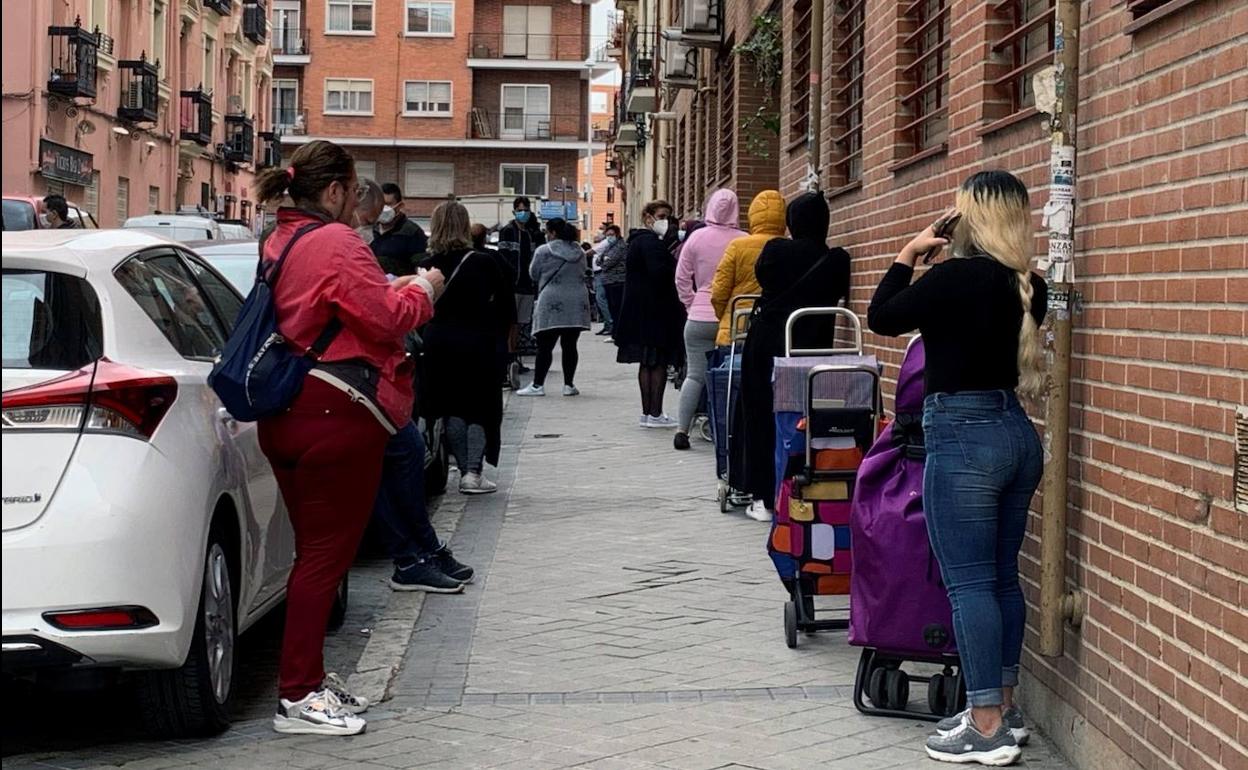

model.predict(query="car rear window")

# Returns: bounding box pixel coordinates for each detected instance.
[3,200,37,232]
[2,270,103,370]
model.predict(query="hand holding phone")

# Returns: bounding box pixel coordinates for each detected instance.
[922,210,961,264]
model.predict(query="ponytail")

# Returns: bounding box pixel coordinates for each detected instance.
[255,140,355,208]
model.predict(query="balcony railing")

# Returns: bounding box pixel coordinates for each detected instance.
[272,26,308,56]
[47,18,99,100]
[224,113,255,163]
[205,0,232,15]
[243,0,266,44]
[469,33,586,61]
[257,130,281,169]
[627,26,655,89]
[468,109,584,142]
[118,55,159,124]
[179,87,213,145]
[273,107,307,134]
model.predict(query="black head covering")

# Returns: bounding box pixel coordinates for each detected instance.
[785,192,830,243]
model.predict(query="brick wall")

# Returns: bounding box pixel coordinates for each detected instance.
[764,0,1248,768]
[472,0,591,61]
[471,69,587,140]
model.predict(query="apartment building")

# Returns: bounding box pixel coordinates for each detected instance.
[270,0,613,229]
[610,1,1247,770]
[2,0,278,226]
[589,81,621,228]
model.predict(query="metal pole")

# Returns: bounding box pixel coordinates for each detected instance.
[806,0,824,192]
[1038,0,1084,658]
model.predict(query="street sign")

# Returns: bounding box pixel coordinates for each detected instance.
[539,201,578,221]
[39,139,93,186]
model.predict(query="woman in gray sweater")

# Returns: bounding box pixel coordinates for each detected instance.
[517,218,592,396]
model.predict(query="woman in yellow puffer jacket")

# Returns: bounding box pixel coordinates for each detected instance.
[709,190,788,347]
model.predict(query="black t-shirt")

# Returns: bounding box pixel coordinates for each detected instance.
[868,256,1048,394]
[370,216,427,276]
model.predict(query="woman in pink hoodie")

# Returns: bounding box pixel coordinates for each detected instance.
[673,189,746,450]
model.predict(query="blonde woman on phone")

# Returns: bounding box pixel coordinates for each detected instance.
[868,170,1047,767]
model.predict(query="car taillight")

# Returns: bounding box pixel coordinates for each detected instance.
[1,360,177,439]
[43,606,159,631]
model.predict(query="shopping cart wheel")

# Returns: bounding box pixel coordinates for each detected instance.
[508,361,522,390]
[886,669,910,711]
[928,674,949,716]
[717,483,731,514]
[697,416,713,443]
[783,601,798,649]
[867,667,888,708]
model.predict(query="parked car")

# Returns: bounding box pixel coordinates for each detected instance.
[3,195,99,231]
[216,222,255,241]
[0,229,323,737]
[185,239,451,496]
[122,214,221,242]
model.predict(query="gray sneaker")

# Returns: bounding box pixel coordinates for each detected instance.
[926,718,1021,766]
[938,706,1029,746]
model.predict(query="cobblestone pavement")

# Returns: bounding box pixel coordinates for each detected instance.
[8,333,1077,770]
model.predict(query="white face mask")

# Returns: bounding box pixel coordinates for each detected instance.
[651,219,669,238]
[38,214,52,228]
[378,205,397,225]
[677,229,687,242]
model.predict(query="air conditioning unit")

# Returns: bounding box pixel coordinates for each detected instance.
[662,33,697,89]
[681,0,721,47]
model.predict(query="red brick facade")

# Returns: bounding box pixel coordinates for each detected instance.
[649,0,1248,768]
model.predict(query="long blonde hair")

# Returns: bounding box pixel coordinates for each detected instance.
[951,171,1045,398]
[428,200,473,254]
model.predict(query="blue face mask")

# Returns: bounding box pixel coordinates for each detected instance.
[606,235,619,245]
[515,210,531,224]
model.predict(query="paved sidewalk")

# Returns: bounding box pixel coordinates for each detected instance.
[12,333,1077,770]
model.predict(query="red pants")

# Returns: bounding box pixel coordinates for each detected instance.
[259,377,388,701]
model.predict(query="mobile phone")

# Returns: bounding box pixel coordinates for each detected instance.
[923,212,961,264]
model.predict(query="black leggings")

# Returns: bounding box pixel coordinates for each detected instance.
[533,329,582,387]
[638,364,668,417]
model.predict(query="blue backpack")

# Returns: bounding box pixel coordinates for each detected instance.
[208,222,341,421]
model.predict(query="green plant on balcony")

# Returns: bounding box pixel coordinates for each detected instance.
[733,12,781,158]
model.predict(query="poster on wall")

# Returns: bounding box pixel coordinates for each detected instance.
[39,139,94,187]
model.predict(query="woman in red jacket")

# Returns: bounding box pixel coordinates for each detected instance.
[254,141,444,736]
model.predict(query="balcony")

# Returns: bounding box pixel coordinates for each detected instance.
[274,107,308,134]
[243,0,266,44]
[625,26,656,116]
[179,87,213,145]
[118,55,159,124]
[467,33,615,76]
[468,109,584,142]
[224,113,255,163]
[272,26,309,64]
[205,0,232,15]
[257,130,281,169]
[47,18,99,100]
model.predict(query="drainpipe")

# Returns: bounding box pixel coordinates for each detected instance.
[1037,0,1086,657]
[806,0,824,192]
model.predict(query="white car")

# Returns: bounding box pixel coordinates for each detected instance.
[122,214,223,242]
[1,229,300,736]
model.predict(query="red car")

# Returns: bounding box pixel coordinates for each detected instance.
[2,195,99,231]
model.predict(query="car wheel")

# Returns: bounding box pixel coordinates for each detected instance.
[137,532,235,737]
[328,573,349,632]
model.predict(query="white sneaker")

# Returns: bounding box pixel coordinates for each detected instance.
[638,414,650,428]
[746,500,773,522]
[562,384,580,396]
[515,384,545,396]
[460,472,498,495]
[646,414,678,429]
[273,690,366,736]
[322,672,369,714]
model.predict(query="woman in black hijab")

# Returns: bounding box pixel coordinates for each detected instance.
[737,192,851,521]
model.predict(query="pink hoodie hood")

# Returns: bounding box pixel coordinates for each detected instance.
[676,189,747,322]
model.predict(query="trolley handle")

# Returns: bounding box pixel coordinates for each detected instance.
[785,307,864,356]
[804,363,883,472]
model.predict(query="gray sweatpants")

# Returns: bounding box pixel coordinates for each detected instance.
[678,320,720,433]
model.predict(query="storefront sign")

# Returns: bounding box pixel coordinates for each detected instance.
[39,139,93,187]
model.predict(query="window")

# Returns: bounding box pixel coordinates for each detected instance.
[148,186,160,213]
[591,91,609,114]
[403,81,452,116]
[500,84,551,139]
[500,164,547,197]
[355,160,377,181]
[831,0,865,183]
[790,0,812,143]
[717,46,735,183]
[273,79,299,128]
[1,270,102,371]
[606,185,614,204]
[900,0,950,157]
[992,0,1054,115]
[184,254,244,328]
[273,0,304,53]
[502,5,553,58]
[153,1,167,79]
[404,162,454,197]
[327,0,373,33]
[116,176,130,224]
[406,1,454,35]
[84,171,100,219]
[90,0,109,35]
[114,254,228,360]
[203,36,215,93]
[324,78,373,115]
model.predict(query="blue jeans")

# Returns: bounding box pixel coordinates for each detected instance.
[373,421,442,566]
[593,272,612,328]
[922,391,1043,708]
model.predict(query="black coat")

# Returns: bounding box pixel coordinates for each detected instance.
[738,192,852,503]
[497,219,543,294]
[417,248,513,466]
[613,228,686,354]
[370,215,428,276]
